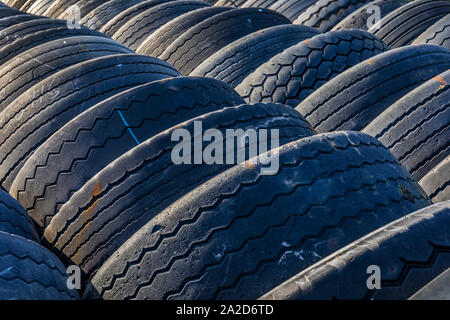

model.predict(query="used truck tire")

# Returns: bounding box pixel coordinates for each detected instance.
[294,0,374,32]
[413,14,450,50]
[0,231,79,300]
[261,201,450,300]
[296,44,450,132]
[363,70,450,181]
[159,8,291,75]
[83,131,431,300]
[136,6,232,57]
[369,0,450,48]
[268,0,316,21]
[10,76,244,232]
[44,0,82,18]
[235,29,388,107]
[0,14,44,30]
[0,54,180,193]
[112,1,210,51]
[0,19,108,67]
[0,36,133,114]
[58,0,111,21]
[419,157,450,203]
[18,0,36,12]
[26,0,54,15]
[190,24,320,88]
[99,0,175,37]
[43,102,315,280]
[6,0,27,10]
[332,0,410,31]
[241,0,278,9]
[0,190,38,242]
[409,268,450,300]
[80,0,143,31]
[214,0,247,7]
[0,5,22,18]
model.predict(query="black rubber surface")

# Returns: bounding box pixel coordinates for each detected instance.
[413,13,450,50]
[190,24,320,88]
[296,44,450,132]
[80,0,154,31]
[409,267,450,300]
[0,5,22,18]
[58,0,111,21]
[10,77,244,233]
[136,6,232,57]
[363,69,450,181]
[241,0,278,9]
[261,201,450,300]
[0,18,108,67]
[19,0,36,12]
[0,54,180,193]
[112,0,210,51]
[26,0,54,15]
[0,231,79,300]
[43,103,315,279]
[370,0,450,48]
[419,157,450,203]
[159,8,291,75]
[332,0,411,31]
[268,0,316,21]
[6,0,28,10]
[0,36,132,114]
[0,14,44,30]
[45,0,81,18]
[0,190,39,242]
[99,0,175,37]
[82,131,431,300]
[214,0,247,7]
[294,0,374,32]
[235,29,389,107]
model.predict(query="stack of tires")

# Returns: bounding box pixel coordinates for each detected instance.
[0,0,448,300]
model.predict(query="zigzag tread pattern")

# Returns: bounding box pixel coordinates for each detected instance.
[167,176,416,300]
[0,243,77,299]
[47,108,309,251]
[100,0,173,36]
[364,243,450,299]
[92,136,421,298]
[15,81,242,219]
[61,126,306,270]
[0,59,179,188]
[105,166,419,299]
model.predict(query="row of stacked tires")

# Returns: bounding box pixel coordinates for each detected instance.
[0,0,448,300]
